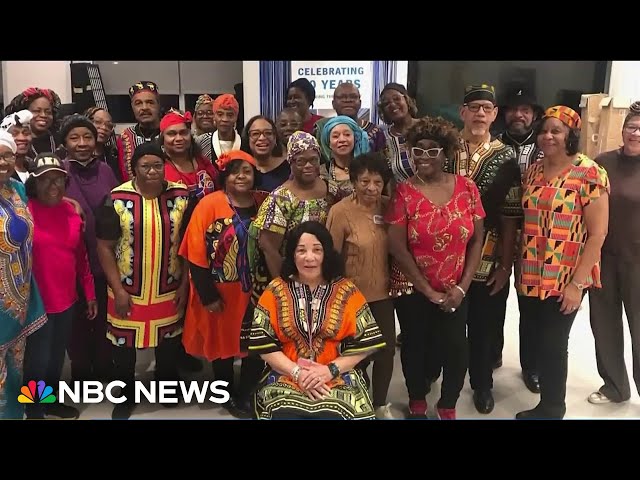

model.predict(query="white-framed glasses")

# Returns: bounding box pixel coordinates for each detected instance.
[411,147,443,159]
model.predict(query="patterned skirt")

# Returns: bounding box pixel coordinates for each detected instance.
[254,368,376,420]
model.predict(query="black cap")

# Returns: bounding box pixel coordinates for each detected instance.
[31,152,67,178]
[130,141,167,172]
[500,85,544,116]
[59,114,98,142]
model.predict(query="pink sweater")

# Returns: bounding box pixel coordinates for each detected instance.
[28,199,96,314]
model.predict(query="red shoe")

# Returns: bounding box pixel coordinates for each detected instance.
[437,407,456,420]
[408,400,428,418]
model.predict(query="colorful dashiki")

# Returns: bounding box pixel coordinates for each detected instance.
[319,162,353,201]
[382,128,414,182]
[518,154,610,300]
[179,190,267,361]
[249,277,385,419]
[96,181,189,348]
[443,136,522,282]
[0,179,47,419]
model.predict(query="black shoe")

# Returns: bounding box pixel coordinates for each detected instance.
[523,371,540,394]
[112,402,135,420]
[179,354,203,373]
[472,390,495,414]
[44,403,80,419]
[224,397,253,419]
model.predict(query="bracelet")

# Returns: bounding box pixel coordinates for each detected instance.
[454,285,466,297]
[290,365,301,382]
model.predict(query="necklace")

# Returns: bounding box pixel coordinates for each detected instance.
[415,172,427,185]
[294,280,327,361]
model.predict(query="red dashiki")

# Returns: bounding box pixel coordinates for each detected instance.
[385,175,486,292]
[164,155,219,199]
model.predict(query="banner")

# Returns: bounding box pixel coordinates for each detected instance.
[290,61,373,116]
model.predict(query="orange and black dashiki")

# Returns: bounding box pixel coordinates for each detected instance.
[249,277,385,419]
[518,154,610,300]
[96,180,189,349]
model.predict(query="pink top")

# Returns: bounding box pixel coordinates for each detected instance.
[28,199,96,314]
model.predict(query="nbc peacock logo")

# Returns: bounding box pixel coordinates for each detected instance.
[18,380,57,404]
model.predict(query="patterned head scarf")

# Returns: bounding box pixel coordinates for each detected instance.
[1,110,33,131]
[286,131,320,164]
[160,108,193,132]
[543,105,582,130]
[5,87,61,117]
[320,115,370,161]
[195,94,214,112]
[129,81,159,99]
[212,94,239,114]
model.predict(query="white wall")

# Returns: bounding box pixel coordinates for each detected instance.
[2,61,72,104]
[608,61,640,100]
[180,61,242,94]
[242,61,260,121]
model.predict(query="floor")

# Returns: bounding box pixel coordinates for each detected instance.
[61,281,640,420]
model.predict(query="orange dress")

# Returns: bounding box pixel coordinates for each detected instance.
[249,277,385,419]
[179,190,266,361]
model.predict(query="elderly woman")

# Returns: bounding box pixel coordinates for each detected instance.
[286,78,324,134]
[1,110,34,183]
[197,94,247,163]
[24,153,97,420]
[319,115,371,200]
[0,130,47,419]
[276,107,303,149]
[193,94,216,136]
[179,150,267,417]
[249,221,385,419]
[5,88,62,157]
[58,114,120,385]
[248,131,337,304]
[242,115,290,192]
[589,101,640,405]
[386,117,485,420]
[516,106,609,419]
[326,152,395,418]
[83,107,124,183]
[96,142,190,420]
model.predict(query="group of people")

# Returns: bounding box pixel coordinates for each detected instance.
[0,74,636,421]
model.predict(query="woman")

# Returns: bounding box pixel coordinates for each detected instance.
[319,115,371,201]
[386,117,486,420]
[96,142,190,420]
[276,107,303,149]
[326,152,395,419]
[1,110,34,183]
[248,131,337,304]
[193,94,216,136]
[179,150,267,417]
[59,114,120,385]
[24,153,98,420]
[0,130,47,420]
[589,101,640,405]
[286,78,324,134]
[242,115,290,192]
[248,221,385,419]
[516,106,609,420]
[197,94,247,163]
[84,107,124,183]
[5,87,62,157]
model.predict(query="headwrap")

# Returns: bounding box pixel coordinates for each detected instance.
[160,109,193,132]
[195,94,214,111]
[216,150,257,172]
[130,142,166,172]
[1,110,33,131]
[380,82,409,98]
[84,106,106,119]
[212,94,239,114]
[288,78,316,106]
[128,81,159,99]
[464,84,496,104]
[0,129,17,154]
[59,114,98,141]
[543,105,582,130]
[5,88,61,116]
[320,115,371,162]
[286,131,321,164]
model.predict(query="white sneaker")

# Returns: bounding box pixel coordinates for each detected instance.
[375,403,396,419]
[588,391,612,404]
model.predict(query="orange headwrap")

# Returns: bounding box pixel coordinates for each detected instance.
[213,94,239,114]
[160,109,193,132]
[216,150,257,172]
[543,105,582,130]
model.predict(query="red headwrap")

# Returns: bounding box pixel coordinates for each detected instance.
[216,150,257,172]
[160,109,193,132]
[213,94,239,114]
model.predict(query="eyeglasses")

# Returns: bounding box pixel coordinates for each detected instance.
[411,147,443,159]
[335,94,360,101]
[464,103,495,113]
[138,163,164,173]
[293,157,320,167]
[0,152,16,162]
[249,130,275,140]
[93,119,114,131]
[624,125,640,134]
[196,111,214,118]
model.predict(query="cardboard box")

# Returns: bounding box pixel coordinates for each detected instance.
[596,96,632,155]
[579,93,608,159]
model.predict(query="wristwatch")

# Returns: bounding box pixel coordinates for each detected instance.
[571,280,585,290]
[328,362,340,379]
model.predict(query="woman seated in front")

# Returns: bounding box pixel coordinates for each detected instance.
[248,221,385,419]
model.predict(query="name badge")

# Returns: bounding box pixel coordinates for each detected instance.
[373,215,384,225]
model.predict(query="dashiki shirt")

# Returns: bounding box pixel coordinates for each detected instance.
[518,154,610,299]
[443,135,522,282]
[96,181,189,349]
[382,128,414,183]
[249,277,385,419]
[319,162,353,201]
[119,124,161,181]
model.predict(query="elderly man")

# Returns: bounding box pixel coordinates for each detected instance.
[196,93,247,163]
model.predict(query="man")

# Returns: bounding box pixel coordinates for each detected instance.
[314,82,386,164]
[196,93,246,163]
[119,81,162,180]
[494,85,544,394]
[442,84,522,414]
